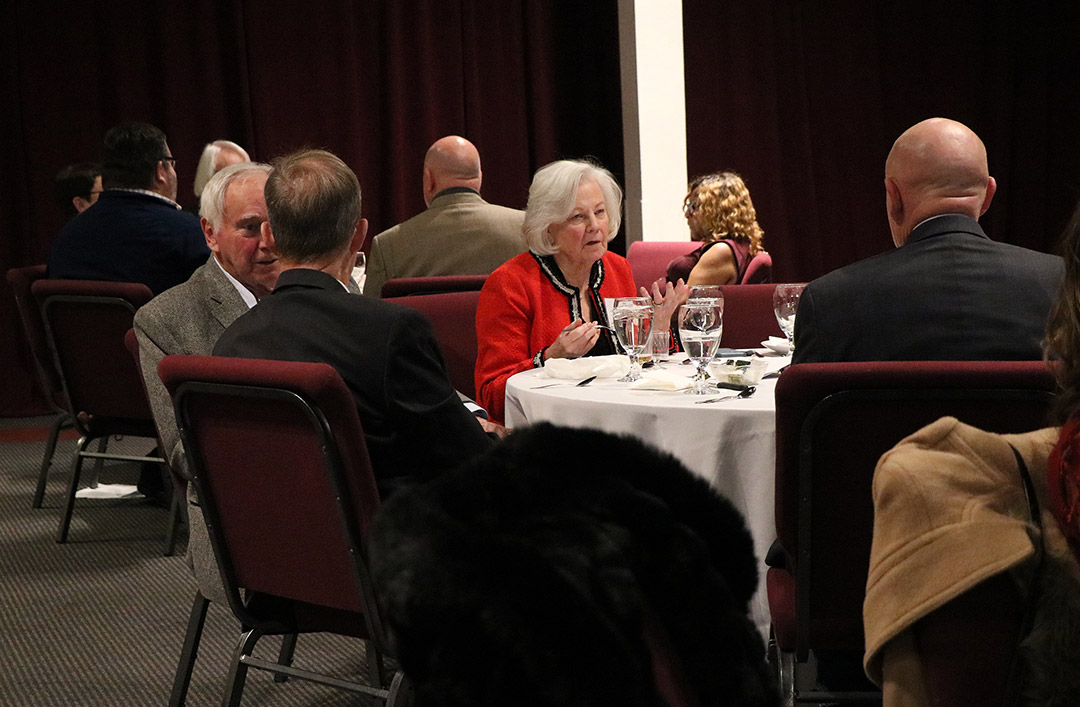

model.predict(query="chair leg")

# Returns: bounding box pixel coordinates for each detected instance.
[367,639,387,689]
[86,436,108,488]
[273,634,298,683]
[169,592,210,707]
[32,413,71,509]
[56,435,92,543]
[223,627,262,707]
[386,671,414,707]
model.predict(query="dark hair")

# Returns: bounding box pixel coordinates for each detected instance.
[264,149,362,262]
[368,423,778,707]
[54,162,101,218]
[100,121,169,190]
[1046,197,1080,422]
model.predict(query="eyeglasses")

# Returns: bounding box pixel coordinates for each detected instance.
[683,201,700,216]
[161,156,177,166]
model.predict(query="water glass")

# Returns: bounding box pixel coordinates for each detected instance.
[678,299,723,394]
[772,284,804,351]
[612,297,654,382]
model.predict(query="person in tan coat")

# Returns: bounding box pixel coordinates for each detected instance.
[864,195,1080,706]
[364,135,525,298]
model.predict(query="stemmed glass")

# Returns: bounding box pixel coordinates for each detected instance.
[772,284,805,352]
[612,296,654,382]
[678,298,723,394]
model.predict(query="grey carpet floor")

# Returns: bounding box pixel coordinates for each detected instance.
[0,415,378,706]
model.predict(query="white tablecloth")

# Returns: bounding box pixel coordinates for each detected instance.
[505,354,790,639]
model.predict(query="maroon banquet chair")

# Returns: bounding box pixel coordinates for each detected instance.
[159,355,410,706]
[768,360,1056,705]
[384,289,481,400]
[31,278,166,544]
[718,283,786,349]
[626,240,699,292]
[7,265,75,508]
[742,251,773,284]
[379,274,487,298]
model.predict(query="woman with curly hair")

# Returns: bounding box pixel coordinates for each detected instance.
[666,172,767,286]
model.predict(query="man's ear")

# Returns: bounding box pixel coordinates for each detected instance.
[72,196,90,214]
[885,177,904,225]
[202,217,219,252]
[980,176,997,216]
[155,160,169,187]
[350,218,369,253]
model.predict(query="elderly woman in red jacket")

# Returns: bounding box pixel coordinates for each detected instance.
[475,159,686,423]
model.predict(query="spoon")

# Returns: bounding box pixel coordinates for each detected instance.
[694,386,756,404]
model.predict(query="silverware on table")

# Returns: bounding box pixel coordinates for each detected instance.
[694,386,757,404]
[532,375,597,390]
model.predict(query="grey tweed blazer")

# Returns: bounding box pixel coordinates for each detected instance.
[134,257,250,602]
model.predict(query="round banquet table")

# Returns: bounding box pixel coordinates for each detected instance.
[504,353,791,639]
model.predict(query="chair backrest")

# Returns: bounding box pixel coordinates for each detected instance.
[380,274,487,298]
[773,360,1056,657]
[385,290,482,400]
[718,283,784,348]
[159,354,384,641]
[6,265,66,410]
[31,278,155,432]
[741,251,772,284]
[626,240,699,292]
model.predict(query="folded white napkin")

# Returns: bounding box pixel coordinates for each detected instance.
[762,336,791,355]
[628,370,693,391]
[541,355,630,379]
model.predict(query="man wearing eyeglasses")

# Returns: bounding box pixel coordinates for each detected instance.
[47,121,209,295]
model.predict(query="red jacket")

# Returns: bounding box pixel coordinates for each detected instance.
[475,251,637,422]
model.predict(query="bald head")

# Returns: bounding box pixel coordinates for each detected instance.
[423,136,482,206]
[884,118,996,246]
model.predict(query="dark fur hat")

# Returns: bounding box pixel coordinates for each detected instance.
[368,423,779,707]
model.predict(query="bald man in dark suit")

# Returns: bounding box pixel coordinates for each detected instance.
[794,118,1062,364]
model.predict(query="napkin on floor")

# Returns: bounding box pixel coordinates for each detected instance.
[541,355,630,379]
[628,370,693,391]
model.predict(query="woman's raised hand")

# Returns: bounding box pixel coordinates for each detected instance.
[642,278,690,330]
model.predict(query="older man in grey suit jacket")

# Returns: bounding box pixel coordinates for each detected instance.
[364,135,526,298]
[135,162,280,601]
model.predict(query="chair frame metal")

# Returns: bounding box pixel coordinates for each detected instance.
[167,359,406,706]
[34,282,166,543]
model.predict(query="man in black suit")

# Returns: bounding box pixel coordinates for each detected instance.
[48,121,209,294]
[793,117,1062,364]
[214,149,495,494]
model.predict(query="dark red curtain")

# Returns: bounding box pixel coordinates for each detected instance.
[0,0,622,415]
[4,1,1079,415]
[683,0,1080,283]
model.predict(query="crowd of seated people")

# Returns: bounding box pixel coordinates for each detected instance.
[31,113,1080,704]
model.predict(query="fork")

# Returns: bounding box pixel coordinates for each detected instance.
[532,375,597,390]
[694,386,756,404]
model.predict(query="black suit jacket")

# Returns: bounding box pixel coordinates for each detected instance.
[214,268,493,489]
[793,214,1063,363]
[47,190,208,294]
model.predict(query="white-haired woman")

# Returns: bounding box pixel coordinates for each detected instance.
[475,159,686,422]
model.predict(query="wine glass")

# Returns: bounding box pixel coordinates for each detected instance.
[352,252,367,292]
[612,296,654,382]
[772,284,804,352]
[678,299,723,394]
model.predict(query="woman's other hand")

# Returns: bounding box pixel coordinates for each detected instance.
[641,278,690,329]
[545,318,601,360]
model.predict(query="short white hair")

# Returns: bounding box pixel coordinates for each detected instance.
[199,161,271,228]
[522,159,623,256]
[194,140,251,198]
